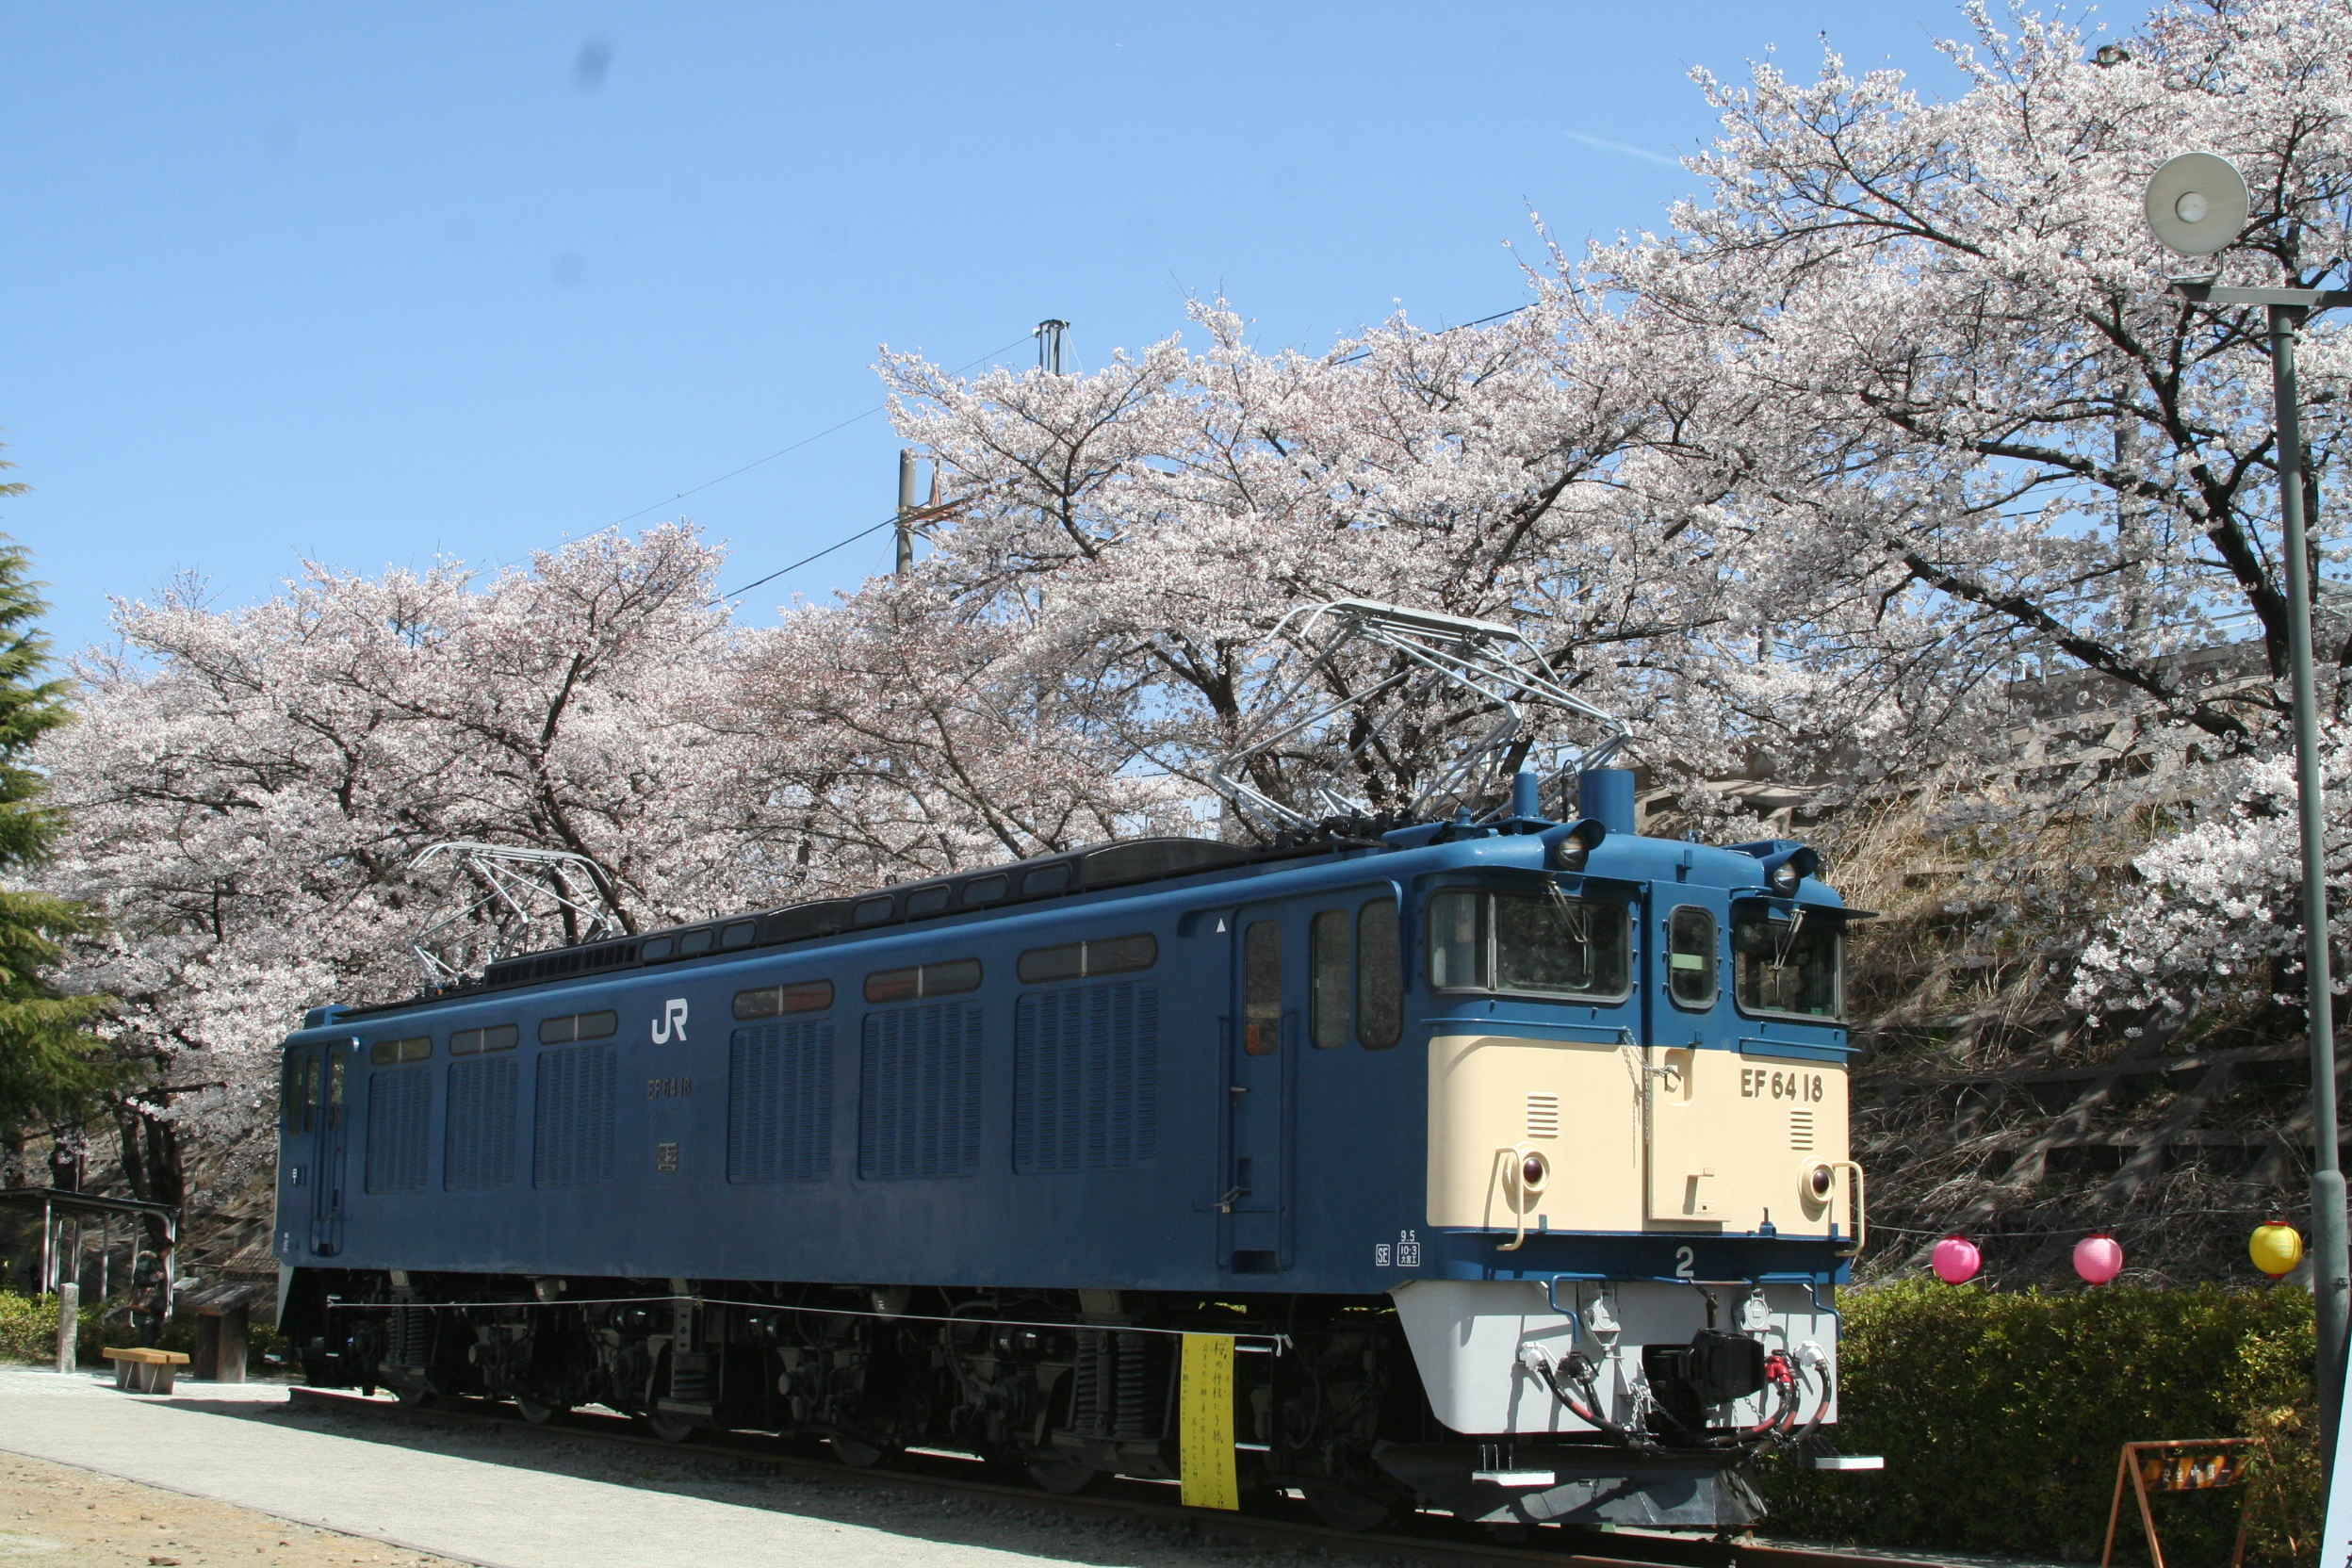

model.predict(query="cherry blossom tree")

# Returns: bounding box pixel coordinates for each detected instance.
[874,298,1733,824]
[874,0,2352,1008]
[1592,0,2352,1008]
[36,525,1206,1190]
[727,578,1194,880]
[1592,0,2351,761]
[41,528,763,1186]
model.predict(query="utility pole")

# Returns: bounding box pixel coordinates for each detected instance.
[2176,284,2352,1467]
[895,449,918,577]
[1037,319,1069,375]
[2146,151,2352,1476]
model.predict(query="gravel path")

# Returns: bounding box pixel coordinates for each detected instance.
[0,1367,1408,1568]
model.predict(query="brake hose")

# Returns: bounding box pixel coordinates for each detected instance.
[1788,1361,1834,1450]
[1519,1347,1647,1450]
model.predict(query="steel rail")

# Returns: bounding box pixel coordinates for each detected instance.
[284,1385,1922,1568]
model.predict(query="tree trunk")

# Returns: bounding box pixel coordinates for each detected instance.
[112,1099,184,1250]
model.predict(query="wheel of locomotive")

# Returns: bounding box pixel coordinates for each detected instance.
[1024,1455,1101,1495]
[391,1383,435,1411]
[513,1392,568,1427]
[827,1433,895,1469]
[642,1412,698,1444]
[1298,1483,1402,1533]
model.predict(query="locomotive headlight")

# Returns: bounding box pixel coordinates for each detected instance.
[1768,859,1803,894]
[1549,821,1604,873]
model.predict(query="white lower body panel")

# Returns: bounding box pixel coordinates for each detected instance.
[1390,1277,1840,1437]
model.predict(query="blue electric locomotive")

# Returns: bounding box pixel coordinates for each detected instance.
[275,766,1868,1531]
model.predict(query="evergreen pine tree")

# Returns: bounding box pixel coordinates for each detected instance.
[0,460,116,1179]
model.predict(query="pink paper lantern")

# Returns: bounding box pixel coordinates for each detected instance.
[2074,1233,2125,1285]
[1931,1235,1982,1284]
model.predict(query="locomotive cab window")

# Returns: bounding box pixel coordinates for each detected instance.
[1733,911,1842,1021]
[285,1054,318,1134]
[1666,906,1719,1008]
[1428,889,1628,1000]
[1357,898,1403,1049]
[1310,910,1349,1048]
[1243,920,1281,1055]
[1311,899,1405,1049]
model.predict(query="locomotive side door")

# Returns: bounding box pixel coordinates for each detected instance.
[1221,905,1296,1272]
[309,1041,351,1257]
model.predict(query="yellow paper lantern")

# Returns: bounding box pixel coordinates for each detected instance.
[2250,1220,2305,1278]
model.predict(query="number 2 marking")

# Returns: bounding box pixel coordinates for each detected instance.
[1674,1246,1696,1279]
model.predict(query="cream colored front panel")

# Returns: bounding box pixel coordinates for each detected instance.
[1644,1048,1850,1233]
[1427,1034,1644,1233]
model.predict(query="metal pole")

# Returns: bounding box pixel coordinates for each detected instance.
[895,449,918,577]
[2271,302,2349,1464]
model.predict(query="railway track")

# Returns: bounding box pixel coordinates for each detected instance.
[285,1386,1919,1568]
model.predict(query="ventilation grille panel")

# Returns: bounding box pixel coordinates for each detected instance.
[859,1004,983,1179]
[1014,983,1159,1172]
[729,1020,833,1182]
[365,1066,433,1193]
[1790,1108,1817,1152]
[534,1046,616,1188]
[445,1057,517,1191]
[1527,1092,1560,1140]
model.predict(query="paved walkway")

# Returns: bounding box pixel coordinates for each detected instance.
[0,1366,1133,1568]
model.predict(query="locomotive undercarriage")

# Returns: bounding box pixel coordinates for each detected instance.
[285,1269,1798,1532]
[288,1269,1421,1527]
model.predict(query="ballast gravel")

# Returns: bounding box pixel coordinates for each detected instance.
[0,1367,1413,1568]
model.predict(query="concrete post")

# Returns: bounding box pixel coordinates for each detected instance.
[895,449,918,577]
[53,1281,78,1374]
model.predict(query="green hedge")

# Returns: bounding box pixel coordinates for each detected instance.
[0,1289,288,1375]
[1758,1280,2321,1566]
[0,1289,106,1364]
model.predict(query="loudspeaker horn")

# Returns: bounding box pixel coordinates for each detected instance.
[2144,153,2248,257]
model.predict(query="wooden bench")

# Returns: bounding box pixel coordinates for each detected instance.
[104,1347,189,1394]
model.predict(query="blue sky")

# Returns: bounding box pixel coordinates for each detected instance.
[3,2,2000,657]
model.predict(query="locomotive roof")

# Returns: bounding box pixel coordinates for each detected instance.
[320,817,1854,1029]
[331,834,1312,1022]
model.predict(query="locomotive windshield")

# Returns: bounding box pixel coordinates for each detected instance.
[1427,890,1629,999]
[1732,911,1842,1020]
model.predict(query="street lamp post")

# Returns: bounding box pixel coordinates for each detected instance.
[2146,153,2352,1469]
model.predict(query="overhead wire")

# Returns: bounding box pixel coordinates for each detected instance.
[705,513,899,608]
[708,304,1540,609]
[1331,302,1536,365]
[611,329,1038,532]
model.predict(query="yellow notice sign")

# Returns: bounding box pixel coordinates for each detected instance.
[1178,1332,1240,1511]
